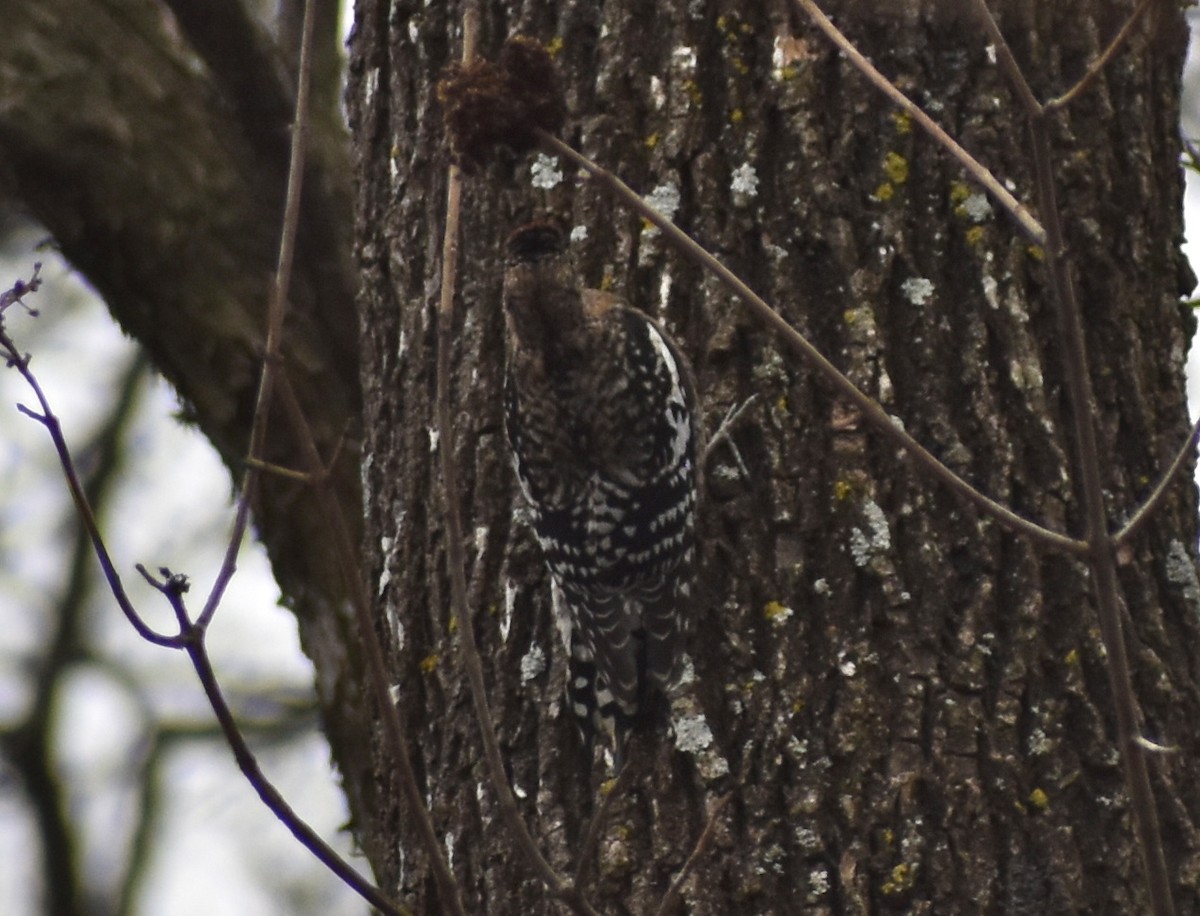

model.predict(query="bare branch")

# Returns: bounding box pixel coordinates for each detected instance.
[193,0,318,632]
[1114,415,1200,547]
[652,794,731,916]
[1047,0,1154,111]
[136,567,410,916]
[537,131,1086,557]
[977,2,1175,910]
[0,291,181,648]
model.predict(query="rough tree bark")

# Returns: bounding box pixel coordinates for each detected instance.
[350,0,1200,912]
[4,0,1199,913]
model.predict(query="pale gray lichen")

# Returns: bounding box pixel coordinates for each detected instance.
[849,498,892,568]
[1166,539,1200,614]
[644,182,681,222]
[900,276,935,307]
[674,713,714,753]
[520,644,546,682]
[731,161,759,198]
[530,153,564,189]
[962,192,992,222]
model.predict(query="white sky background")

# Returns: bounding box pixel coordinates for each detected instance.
[0,227,370,915]
[1,10,1200,916]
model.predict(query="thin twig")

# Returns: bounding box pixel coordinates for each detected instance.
[193,0,316,631]
[972,1,1042,115]
[274,376,467,915]
[1046,0,1153,111]
[792,0,1046,246]
[573,765,637,890]
[2,279,409,915]
[5,346,180,648]
[242,11,466,900]
[212,1,463,902]
[979,4,1175,912]
[137,568,411,916]
[434,8,599,916]
[538,130,1086,557]
[652,794,731,916]
[1113,414,1200,548]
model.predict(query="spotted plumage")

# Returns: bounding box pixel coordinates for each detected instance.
[502,222,698,767]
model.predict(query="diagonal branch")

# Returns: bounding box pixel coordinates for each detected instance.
[537,130,1086,557]
[138,567,411,916]
[792,0,1046,246]
[1046,0,1154,111]
[1113,414,1200,547]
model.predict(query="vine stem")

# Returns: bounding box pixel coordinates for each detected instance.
[433,7,600,915]
[974,3,1174,913]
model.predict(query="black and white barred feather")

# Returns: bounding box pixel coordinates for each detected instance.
[502,222,698,768]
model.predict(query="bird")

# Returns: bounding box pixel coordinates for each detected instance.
[501,220,699,769]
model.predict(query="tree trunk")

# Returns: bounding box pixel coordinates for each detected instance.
[351,0,1200,912]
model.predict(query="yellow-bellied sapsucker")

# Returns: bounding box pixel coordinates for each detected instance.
[502,221,698,767]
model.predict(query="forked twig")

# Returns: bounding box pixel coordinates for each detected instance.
[138,567,411,916]
[1,279,409,915]
[975,2,1175,912]
[6,341,180,649]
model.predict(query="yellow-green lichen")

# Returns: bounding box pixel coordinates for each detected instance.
[964,225,985,247]
[764,600,793,622]
[834,478,854,502]
[883,151,909,185]
[545,36,564,58]
[881,862,916,896]
[891,110,913,135]
[872,182,895,202]
[1028,787,1049,810]
[419,653,439,674]
[644,132,660,150]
